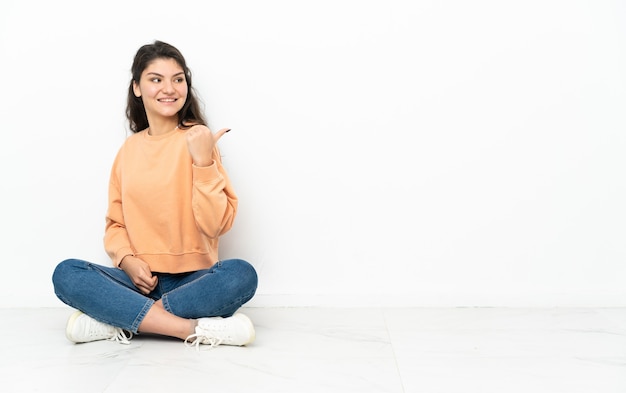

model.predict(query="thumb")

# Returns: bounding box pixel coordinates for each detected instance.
[214,128,231,141]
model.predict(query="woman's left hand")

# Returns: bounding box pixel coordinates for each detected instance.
[186,125,230,167]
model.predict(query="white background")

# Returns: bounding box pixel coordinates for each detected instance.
[0,0,624,308]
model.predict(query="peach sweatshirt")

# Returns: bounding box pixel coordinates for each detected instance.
[104,128,238,273]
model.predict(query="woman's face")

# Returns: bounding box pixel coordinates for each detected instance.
[133,57,188,121]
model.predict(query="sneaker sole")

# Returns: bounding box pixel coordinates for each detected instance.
[234,313,256,345]
[65,310,84,343]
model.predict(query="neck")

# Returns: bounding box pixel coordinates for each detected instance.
[147,118,179,136]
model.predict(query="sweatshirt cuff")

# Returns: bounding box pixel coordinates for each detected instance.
[192,161,221,183]
[114,247,135,268]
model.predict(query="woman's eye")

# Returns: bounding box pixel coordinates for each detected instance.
[151,78,161,83]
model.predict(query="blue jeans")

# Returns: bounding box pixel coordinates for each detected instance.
[52,258,258,333]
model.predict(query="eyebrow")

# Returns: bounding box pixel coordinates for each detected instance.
[146,71,185,77]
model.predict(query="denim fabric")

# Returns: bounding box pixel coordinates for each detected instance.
[52,258,258,333]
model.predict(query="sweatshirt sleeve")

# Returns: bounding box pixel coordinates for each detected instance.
[191,146,239,239]
[103,147,134,267]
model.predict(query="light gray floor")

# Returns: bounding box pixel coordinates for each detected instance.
[1,307,625,392]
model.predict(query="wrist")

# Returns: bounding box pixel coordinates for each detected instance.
[119,254,133,269]
[193,159,214,167]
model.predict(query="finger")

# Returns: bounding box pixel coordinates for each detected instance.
[189,124,211,135]
[132,279,148,292]
[137,279,156,295]
[136,272,155,289]
[148,276,158,291]
[214,128,231,141]
[134,280,150,293]
[185,126,202,139]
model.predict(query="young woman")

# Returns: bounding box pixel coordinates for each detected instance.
[52,40,258,349]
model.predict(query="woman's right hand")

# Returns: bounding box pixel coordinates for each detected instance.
[120,255,158,295]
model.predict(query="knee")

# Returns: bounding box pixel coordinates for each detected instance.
[226,259,258,292]
[52,258,85,293]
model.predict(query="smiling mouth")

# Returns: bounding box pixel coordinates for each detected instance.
[158,98,177,102]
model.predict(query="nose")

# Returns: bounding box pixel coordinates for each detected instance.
[162,80,175,93]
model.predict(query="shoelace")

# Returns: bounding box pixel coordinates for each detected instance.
[184,333,223,350]
[108,329,133,345]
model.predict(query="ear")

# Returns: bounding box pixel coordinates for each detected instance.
[132,81,141,98]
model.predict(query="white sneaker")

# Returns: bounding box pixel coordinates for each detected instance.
[65,311,132,344]
[185,313,255,349]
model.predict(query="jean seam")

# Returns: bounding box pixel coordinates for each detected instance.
[130,299,155,333]
[164,272,213,299]
[162,294,172,313]
[212,288,257,317]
